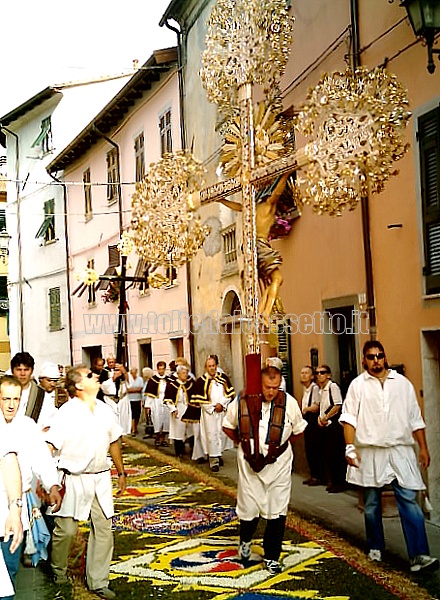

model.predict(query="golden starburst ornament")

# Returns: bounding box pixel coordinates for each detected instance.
[200,0,293,123]
[219,101,292,178]
[130,151,209,268]
[294,67,411,216]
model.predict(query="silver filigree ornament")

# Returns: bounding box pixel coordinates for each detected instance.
[200,0,294,123]
[130,152,210,269]
[294,67,411,216]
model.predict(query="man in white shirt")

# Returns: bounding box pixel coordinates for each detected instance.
[0,375,61,595]
[37,361,60,431]
[11,352,45,424]
[300,366,323,486]
[0,433,23,599]
[223,366,307,575]
[46,365,126,599]
[127,367,144,436]
[316,365,347,493]
[340,340,439,573]
[101,362,131,434]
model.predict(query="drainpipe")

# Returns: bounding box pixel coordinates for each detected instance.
[163,18,196,372]
[48,171,74,365]
[92,126,127,363]
[350,0,377,340]
[93,126,123,237]
[1,125,24,351]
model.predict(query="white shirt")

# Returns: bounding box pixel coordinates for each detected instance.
[301,382,319,411]
[223,392,307,520]
[127,375,144,401]
[17,385,30,416]
[340,369,426,489]
[318,380,343,423]
[0,415,58,536]
[46,397,122,520]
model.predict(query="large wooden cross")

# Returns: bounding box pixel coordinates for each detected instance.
[198,83,310,363]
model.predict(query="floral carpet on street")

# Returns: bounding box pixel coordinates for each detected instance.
[71,439,434,600]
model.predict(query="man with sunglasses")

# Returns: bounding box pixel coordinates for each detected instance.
[340,341,438,573]
[46,366,126,599]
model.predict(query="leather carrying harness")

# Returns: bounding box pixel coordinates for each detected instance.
[238,390,288,473]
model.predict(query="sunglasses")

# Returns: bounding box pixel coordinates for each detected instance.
[86,371,95,378]
[365,353,385,361]
[316,370,328,375]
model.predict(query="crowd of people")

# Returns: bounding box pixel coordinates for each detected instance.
[0,341,438,599]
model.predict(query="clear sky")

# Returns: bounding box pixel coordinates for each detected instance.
[0,0,177,117]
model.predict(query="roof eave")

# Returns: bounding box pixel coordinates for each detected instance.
[0,87,62,127]
[47,48,178,174]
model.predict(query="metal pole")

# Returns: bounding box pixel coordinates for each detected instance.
[116,254,127,365]
[238,83,260,357]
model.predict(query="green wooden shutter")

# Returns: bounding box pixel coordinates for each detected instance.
[419,107,440,294]
[49,287,61,331]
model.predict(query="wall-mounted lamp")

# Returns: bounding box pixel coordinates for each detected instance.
[0,229,10,264]
[401,0,440,73]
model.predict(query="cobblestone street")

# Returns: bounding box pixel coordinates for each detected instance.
[14,436,439,600]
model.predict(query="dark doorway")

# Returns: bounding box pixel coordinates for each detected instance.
[326,306,357,397]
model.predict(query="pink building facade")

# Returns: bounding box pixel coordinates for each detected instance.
[48,48,192,371]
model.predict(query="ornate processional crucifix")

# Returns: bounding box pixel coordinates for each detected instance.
[127,0,409,390]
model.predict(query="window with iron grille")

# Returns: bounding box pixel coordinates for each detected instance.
[159,110,172,156]
[87,258,96,305]
[83,168,92,219]
[35,199,55,244]
[49,286,61,331]
[419,106,440,295]
[222,224,237,267]
[0,209,5,232]
[166,264,177,286]
[134,132,145,182]
[106,148,120,203]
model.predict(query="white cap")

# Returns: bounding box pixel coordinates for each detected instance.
[266,357,283,371]
[39,362,60,379]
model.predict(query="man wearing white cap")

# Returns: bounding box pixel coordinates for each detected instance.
[37,362,60,431]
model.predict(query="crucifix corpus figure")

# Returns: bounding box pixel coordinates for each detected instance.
[220,172,290,322]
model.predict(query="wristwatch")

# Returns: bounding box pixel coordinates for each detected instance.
[8,498,23,509]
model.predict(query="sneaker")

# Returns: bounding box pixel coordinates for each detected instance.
[238,540,252,560]
[264,559,282,574]
[92,588,116,599]
[410,554,439,573]
[368,549,382,562]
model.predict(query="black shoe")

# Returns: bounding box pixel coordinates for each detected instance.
[326,484,347,493]
[308,478,321,486]
[219,457,224,467]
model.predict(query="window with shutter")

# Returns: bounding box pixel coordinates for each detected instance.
[159,110,172,156]
[36,199,55,244]
[134,132,145,182]
[49,287,61,332]
[419,107,440,295]
[83,168,93,219]
[107,148,120,203]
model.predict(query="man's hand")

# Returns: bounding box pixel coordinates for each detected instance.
[115,474,126,497]
[3,506,23,553]
[419,447,430,470]
[214,403,224,413]
[49,485,63,513]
